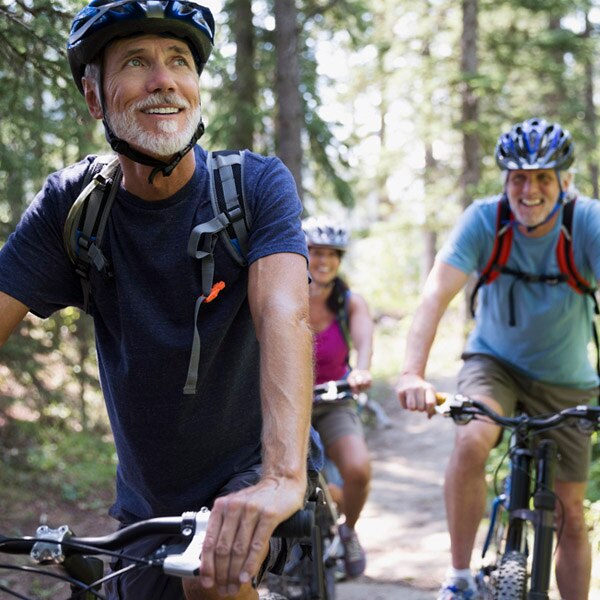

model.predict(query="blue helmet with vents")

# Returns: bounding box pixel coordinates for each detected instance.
[495,118,575,171]
[68,1,215,95]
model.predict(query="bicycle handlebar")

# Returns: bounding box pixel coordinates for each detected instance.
[0,507,315,579]
[435,393,600,433]
[313,379,355,404]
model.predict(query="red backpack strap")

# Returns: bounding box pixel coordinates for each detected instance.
[556,199,596,296]
[557,199,600,404]
[469,196,514,316]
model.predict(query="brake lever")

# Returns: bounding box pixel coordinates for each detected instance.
[435,393,474,425]
[319,380,340,401]
[573,405,600,436]
[163,508,210,577]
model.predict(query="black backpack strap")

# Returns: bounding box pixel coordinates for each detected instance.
[208,150,250,264]
[184,150,249,395]
[63,156,121,313]
[469,196,513,317]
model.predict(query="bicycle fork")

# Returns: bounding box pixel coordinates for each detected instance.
[528,439,557,600]
[505,440,557,600]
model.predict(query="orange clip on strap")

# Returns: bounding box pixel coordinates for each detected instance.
[205,281,226,303]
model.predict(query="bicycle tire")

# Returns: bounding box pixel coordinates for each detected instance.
[492,551,527,600]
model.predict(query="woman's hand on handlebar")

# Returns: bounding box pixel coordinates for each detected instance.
[396,373,437,418]
[347,368,372,393]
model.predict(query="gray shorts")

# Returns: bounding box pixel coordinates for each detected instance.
[458,353,598,482]
[311,401,364,448]
[104,464,286,599]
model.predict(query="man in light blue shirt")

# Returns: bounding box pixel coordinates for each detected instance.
[396,118,600,600]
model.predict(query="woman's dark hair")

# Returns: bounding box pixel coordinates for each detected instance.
[327,276,349,314]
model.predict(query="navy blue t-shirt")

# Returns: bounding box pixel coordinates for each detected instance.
[0,145,323,522]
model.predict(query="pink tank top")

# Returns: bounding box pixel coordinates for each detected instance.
[314,320,349,384]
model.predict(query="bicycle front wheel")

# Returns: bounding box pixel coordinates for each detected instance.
[492,551,527,600]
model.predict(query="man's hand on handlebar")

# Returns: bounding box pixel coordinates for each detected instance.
[396,373,438,418]
[198,476,305,597]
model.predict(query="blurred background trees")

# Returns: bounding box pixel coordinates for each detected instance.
[1,0,600,505]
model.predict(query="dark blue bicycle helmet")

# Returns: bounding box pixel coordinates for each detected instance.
[67,1,215,183]
[68,0,214,95]
[495,118,574,171]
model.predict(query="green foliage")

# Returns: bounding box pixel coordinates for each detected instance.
[1,0,600,527]
[1,416,116,505]
[0,1,98,236]
[588,432,600,501]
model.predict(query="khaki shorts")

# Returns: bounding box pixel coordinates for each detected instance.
[311,401,364,448]
[458,353,598,482]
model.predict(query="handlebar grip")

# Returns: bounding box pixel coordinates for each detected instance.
[272,509,314,538]
[435,392,449,406]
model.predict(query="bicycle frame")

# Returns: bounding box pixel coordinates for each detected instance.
[436,394,600,600]
[266,472,339,600]
[501,428,558,599]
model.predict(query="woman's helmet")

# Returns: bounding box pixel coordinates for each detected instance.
[68,0,215,95]
[302,217,349,252]
[67,1,215,183]
[495,118,575,171]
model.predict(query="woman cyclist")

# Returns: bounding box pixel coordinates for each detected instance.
[303,216,374,579]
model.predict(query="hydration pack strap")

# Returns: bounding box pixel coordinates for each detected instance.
[208,150,249,265]
[63,156,122,313]
[495,265,568,326]
[183,150,248,395]
[470,196,513,317]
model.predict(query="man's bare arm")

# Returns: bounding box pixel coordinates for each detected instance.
[396,260,469,414]
[0,292,29,348]
[198,252,312,596]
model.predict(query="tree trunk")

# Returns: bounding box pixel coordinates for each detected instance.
[584,13,598,198]
[231,0,256,150]
[422,143,438,286]
[274,0,303,200]
[460,0,479,211]
[460,0,480,323]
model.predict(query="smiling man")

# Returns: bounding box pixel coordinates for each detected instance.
[396,118,600,600]
[0,2,319,600]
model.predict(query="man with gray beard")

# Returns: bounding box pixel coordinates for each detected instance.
[0,3,320,600]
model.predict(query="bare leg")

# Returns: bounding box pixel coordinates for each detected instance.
[327,482,345,514]
[183,580,259,599]
[553,480,590,600]
[326,434,371,529]
[444,402,501,570]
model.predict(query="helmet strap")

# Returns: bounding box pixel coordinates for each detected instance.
[103,119,205,184]
[503,168,566,233]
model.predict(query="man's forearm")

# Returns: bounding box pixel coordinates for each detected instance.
[259,311,312,492]
[402,297,445,377]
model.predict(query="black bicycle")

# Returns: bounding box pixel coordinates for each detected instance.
[263,381,363,600]
[435,393,600,600]
[0,507,314,600]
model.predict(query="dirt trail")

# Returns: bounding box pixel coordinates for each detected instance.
[335,376,457,600]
